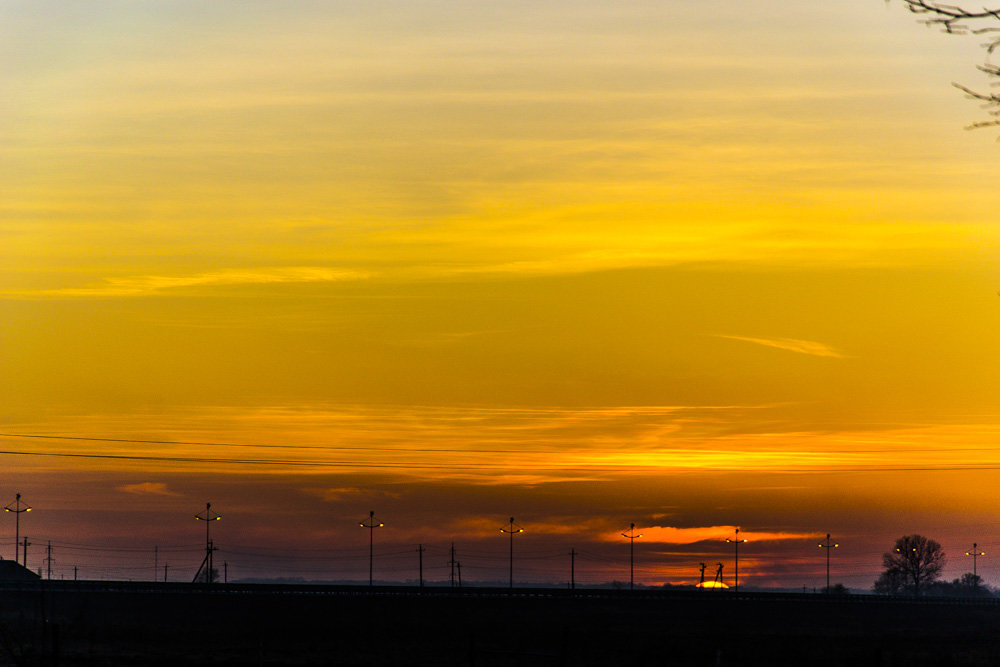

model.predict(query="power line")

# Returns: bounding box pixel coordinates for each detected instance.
[10,433,1000,475]
[14,431,1000,456]
[0,432,531,454]
[1,445,1000,475]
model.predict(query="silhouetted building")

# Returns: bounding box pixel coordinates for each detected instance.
[0,559,41,582]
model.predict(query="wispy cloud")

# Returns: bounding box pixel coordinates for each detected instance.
[302,487,400,502]
[9,267,371,298]
[714,334,845,358]
[601,525,819,544]
[118,482,180,497]
[21,405,999,481]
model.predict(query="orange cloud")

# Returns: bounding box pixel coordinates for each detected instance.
[302,487,400,502]
[15,266,371,298]
[601,525,820,544]
[714,335,845,358]
[118,482,180,497]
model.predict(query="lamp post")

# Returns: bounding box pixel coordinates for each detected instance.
[966,543,986,577]
[4,494,31,566]
[818,533,839,592]
[194,503,221,583]
[360,511,383,586]
[621,523,643,591]
[725,528,748,592]
[500,517,523,589]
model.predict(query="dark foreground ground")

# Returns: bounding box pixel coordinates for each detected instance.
[0,582,997,666]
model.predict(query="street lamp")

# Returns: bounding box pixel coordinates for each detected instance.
[500,517,523,589]
[966,543,986,577]
[360,511,383,586]
[621,523,643,591]
[725,528,748,592]
[4,494,31,566]
[818,533,839,592]
[194,503,221,584]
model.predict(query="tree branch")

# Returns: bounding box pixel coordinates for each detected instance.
[896,0,1000,129]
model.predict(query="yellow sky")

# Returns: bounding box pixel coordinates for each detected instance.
[2,0,1000,587]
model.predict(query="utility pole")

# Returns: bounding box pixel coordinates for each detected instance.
[417,544,425,588]
[164,562,169,582]
[224,561,228,584]
[154,546,158,583]
[21,537,30,571]
[73,566,77,581]
[449,543,456,588]
[193,502,221,583]
[621,523,643,591]
[966,543,986,577]
[359,511,383,586]
[44,540,52,579]
[499,517,523,589]
[570,548,576,590]
[818,534,839,592]
[725,528,748,592]
[4,494,31,566]
[456,561,462,587]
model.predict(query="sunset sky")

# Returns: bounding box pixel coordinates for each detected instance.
[3,0,1000,588]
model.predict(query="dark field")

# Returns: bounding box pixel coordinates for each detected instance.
[0,583,998,666]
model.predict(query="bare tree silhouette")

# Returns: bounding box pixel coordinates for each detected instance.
[896,0,1000,129]
[877,534,946,595]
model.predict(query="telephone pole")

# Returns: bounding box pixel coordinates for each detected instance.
[417,544,425,588]
[725,528,748,592]
[4,494,31,566]
[193,503,221,583]
[570,548,576,590]
[359,511,383,586]
[500,517,523,589]
[44,540,53,579]
[621,523,643,590]
[154,546,158,583]
[21,537,30,571]
[449,543,457,587]
[817,534,839,592]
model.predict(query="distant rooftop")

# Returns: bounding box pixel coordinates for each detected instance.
[0,560,41,582]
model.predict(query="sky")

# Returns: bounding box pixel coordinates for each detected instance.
[2,0,1000,589]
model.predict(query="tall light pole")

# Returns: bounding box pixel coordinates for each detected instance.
[621,523,643,591]
[818,533,839,592]
[194,503,221,584]
[725,528,748,592]
[5,493,31,566]
[360,510,383,586]
[966,543,986,577]
[500,517,523,589]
